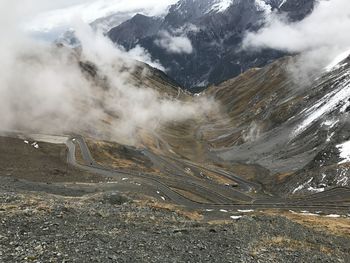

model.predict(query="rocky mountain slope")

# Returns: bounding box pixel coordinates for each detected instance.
[135,52,350,197]
[108,0,315,90]
[206,54,350,195]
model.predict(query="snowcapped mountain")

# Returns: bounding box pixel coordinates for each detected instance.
[170,0,233,16]
[108,0,316,91]
[169,0,288,16]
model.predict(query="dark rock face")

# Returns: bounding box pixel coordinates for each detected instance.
[109,14,163,49]
[279,0,316,21]
[108,0,315,91]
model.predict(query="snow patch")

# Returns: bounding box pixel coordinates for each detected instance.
[292,177,313,194]
[292,184,304,194]
[237,209,254,213]
[293,79,350,136]
[278,0,287,8]
[31,142,39,149]
[300,212,319,216]
[322,119,339,129]
[336,141,350,164]
[325,48,350,72]
[326,132,335,142]
[325,214,341,218]
[230,215,242,220]
[208,0,233,13]
[335,167,349,185]
[307,186,325,193]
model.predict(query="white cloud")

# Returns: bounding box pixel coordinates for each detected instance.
[127,45,165,70]
[155,31,194,54]
[0,1,215,145]
[27,0,178,32]
[243,0,350,74]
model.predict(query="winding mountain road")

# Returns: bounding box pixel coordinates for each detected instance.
[66,136,350,213]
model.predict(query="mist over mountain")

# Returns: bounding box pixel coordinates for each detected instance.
[1,1,350,262]
[27,0,177,34]
[108,0,316,91]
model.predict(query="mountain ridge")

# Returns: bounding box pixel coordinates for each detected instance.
[108,0,316,91]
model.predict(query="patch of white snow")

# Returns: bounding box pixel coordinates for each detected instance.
[237,209,254,213]
[230,215,242,220]
[336,141,350,164]
[322,119,339,129]
[209,0,233,13]
[31,142,39,149]
[294,81,350,136]
[292,177,313,194]
[307,186,325,193]
[278,0,287,8]
[325,48,350,71]
[301,212,319,216]
[325,214,341,218]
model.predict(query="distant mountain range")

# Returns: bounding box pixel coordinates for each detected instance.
[107,0,316,91]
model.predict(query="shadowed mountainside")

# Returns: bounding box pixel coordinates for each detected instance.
[108,0,315,90]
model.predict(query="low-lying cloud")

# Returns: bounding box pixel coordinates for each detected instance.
[155,23,199,54]
[243,0,350,83]
[155,31,194,54]
[127,45,165,70]
[0,1,215,145]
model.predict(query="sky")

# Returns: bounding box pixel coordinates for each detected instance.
[27,0,178,33]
